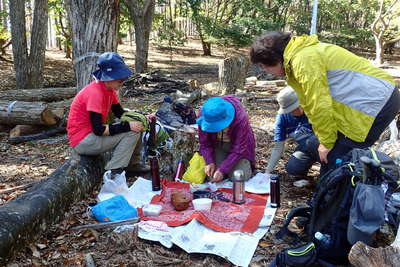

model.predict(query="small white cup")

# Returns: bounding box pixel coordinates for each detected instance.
[192,198,212,211]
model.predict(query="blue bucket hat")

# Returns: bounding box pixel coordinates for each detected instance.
[196,97,235,133]
[93,52,133,81]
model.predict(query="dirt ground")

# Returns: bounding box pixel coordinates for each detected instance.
[0,40,399,266]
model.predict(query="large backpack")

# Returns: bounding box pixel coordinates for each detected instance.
[272,148,399,266]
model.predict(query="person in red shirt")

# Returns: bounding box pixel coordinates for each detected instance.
[67,52,147,175]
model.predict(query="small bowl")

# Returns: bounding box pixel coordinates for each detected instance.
[192,198,212,211]
[193,190,212,199]
[171,192,191,211]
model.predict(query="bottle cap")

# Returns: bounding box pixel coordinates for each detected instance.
[314,232,323,240]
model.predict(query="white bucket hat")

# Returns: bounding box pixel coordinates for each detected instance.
[276,86,300,114]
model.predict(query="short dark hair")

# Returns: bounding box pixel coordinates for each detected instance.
[249,32,291,66]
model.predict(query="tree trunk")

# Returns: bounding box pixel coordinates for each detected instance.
[201,40,211,56]
[0,87,76,102]
[0,101,57,126]
[125,0,156,73]
[219,56,250,95]
[9,0,48,89]
[0,155,104,264]
[9,0,29,89]
[29,0,48,88]
[64,0,120,91]
[374,36,384,65]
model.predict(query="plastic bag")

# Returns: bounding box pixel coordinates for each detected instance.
[182,152,206,184]
[98,171,136,207]
[91,195,138,222]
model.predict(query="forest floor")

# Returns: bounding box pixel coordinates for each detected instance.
[0,39,400,266]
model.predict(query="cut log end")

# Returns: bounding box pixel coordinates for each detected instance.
[41,108,57,125]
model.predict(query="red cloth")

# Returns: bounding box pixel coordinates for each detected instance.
[139,180,267,233]
[67,80,119,147]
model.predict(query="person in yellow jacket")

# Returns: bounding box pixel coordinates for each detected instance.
[250,32,400,175]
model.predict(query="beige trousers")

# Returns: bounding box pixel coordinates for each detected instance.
[73,132,142,170]
[215,142,252,180]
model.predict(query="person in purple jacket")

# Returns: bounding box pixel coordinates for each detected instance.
[197,96,256,182]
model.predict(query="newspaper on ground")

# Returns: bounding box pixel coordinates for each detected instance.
[126,177,276,267]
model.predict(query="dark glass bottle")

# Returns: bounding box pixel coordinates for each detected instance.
[270,175,280,208]
[174,159,185,181]
[150,157,161,191]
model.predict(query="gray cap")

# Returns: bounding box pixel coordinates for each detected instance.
[276,86,300,114]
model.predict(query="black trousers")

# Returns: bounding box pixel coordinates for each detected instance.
[311,88,400,176]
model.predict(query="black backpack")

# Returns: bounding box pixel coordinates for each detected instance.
[271,148,399,266]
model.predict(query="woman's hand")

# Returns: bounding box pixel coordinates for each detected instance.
[129,121,144,132]
[205,163,216,178]
[318,143,331,163]
[146,114,156,122]
[211,169,224,183]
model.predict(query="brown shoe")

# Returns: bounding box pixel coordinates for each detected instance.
[126,163,150,173]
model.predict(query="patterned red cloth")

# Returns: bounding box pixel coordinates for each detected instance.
[139,180,267,233]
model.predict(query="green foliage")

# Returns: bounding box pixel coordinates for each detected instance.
[154,22,187,47]
[319,29,374,49]
[152,6,187,48]
[0,28,10,40]
[119,3,133,38]
[185,0,290,50]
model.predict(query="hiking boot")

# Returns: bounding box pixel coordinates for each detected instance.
[126,163,150,173]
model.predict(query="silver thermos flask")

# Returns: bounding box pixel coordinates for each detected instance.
[232,170,245,204]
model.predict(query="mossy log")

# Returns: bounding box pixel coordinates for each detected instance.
[0,101,57,125]
[0,154,104,264]
[0,87,77,102]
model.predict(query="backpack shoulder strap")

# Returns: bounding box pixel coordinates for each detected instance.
[276,206,312,244]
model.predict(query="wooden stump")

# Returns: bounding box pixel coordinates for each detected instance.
[0,101,57,125]
[0,154,104,264]
[348,223,400,267]
[159,130,197,179]
[218,55,250,95]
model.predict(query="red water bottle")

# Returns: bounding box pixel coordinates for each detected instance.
[174,159,185,181]
[150,157,161,191]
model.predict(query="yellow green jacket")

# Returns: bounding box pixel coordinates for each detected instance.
[283,35,396,148]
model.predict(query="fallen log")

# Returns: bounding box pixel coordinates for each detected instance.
[0,101,57,125]
[9,125,46,137]
[0,87,77,102]
[0,154,104,264]
[8,127,66,145]
[348,223,400,266]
